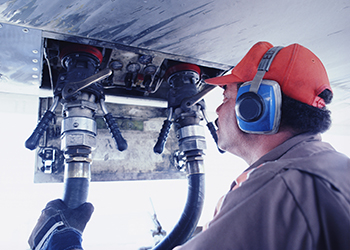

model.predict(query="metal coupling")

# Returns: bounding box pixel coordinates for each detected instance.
[62,117,97,134]
[186,159,205,175]
[64,161,91,179]
[62,99,98,117]
[61,131,97,151]
[177,125,207,152]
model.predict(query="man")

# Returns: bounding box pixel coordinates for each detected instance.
[29,42,350,250]
[175,42,350,249]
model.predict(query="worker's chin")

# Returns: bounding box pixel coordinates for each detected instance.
[217,138,224,151]
[216,131,222,146]
[217,137,230,152]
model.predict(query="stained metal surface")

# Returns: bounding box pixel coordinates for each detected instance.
[34,97,184,183]
[0,0,348,78]
[0,22,42,86]
[0,0,349,122]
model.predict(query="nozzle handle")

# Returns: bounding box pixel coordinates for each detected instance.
[103,113,128,151]
[153,119,172,154]
[25,110,55,150]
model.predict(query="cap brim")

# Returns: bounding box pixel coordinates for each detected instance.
[204,73,243,86]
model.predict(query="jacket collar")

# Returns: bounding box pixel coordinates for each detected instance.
[247,133,321,170]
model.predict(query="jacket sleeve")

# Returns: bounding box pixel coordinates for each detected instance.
[42,228,83,250]
[179,171,313,250]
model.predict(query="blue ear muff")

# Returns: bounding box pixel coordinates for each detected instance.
[235,80,281,134]
[235,46,284,134]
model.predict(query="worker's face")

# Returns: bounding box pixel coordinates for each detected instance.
[215,83,248,155]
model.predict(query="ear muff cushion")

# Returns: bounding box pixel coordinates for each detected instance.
[235,92,265,122]
[235,80,282,134]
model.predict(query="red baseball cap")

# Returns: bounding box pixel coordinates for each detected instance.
[205,41,332,108]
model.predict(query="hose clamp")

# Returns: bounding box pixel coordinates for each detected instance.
[64,162,91,179]
[186,159,205,175]
[177,124,205,139]
[177,125,207,152]
[62,117,97,134]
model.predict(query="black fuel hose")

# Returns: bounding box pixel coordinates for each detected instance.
[63,177,90,209]
[153,173,205,250]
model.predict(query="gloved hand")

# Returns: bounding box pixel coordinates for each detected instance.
[28,199,94,250]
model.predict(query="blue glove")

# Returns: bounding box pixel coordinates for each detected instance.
[28,199,94,250]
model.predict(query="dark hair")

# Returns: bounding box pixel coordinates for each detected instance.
[280,89,333,134]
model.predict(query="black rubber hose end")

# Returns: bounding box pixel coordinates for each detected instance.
[103,113,128,151]
[153,119,172,154]
[25,110,55,150]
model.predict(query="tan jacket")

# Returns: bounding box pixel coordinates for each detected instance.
[180,133,350,250]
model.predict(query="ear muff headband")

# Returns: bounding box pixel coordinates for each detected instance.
[248,46,284,95]
[235,46,283,134]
